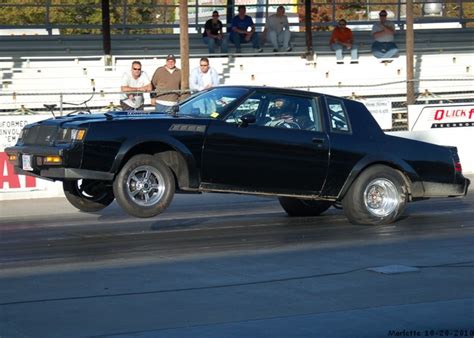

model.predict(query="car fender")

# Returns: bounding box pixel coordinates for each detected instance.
[110,134,200,189]
[337,154,424,200]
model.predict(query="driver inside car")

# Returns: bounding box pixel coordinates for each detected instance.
[265,98,300,129]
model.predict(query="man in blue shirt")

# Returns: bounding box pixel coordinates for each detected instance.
[230,5,263,53]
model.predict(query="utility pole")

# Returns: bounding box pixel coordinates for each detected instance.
[304,0,313,60]
[101,0,112,66]
[406,0,415,105]
[180,1,190,93]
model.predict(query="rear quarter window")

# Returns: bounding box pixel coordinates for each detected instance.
[326,97,351,133]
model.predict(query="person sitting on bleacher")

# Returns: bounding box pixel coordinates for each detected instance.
[230,5,263,53]
[329,18,358,64]
[262,6,292,53]
[202,10,229,54]
[371,10,399,60]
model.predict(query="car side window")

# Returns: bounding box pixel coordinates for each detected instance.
[261,95,321,131]
[225,95,262,124]
[327,97,351,132]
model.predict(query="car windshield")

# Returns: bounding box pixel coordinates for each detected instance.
[177,87,249,118]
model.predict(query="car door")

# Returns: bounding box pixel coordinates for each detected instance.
[201,90,330,196]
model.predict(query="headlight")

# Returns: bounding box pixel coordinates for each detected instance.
[57,128,87,142]
[71,128,86,141]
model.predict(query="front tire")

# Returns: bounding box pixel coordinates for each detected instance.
[342,165,408,225]
[63,179,114,212]
[279,197,332,216]
[113,154,175,218]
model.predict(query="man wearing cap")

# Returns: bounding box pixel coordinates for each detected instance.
[371,10,399,59]
[150,54,182,112]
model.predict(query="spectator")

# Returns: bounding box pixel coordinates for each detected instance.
[203,10,229,54]
[150,54,182,113]
[263,5,292,53]
[120,61,151,110]
[189,57,220,93]
[329,19,358,64]
[230,5,262,53]
[371,10,399,60]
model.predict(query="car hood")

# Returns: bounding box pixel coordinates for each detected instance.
[28,111,188,128]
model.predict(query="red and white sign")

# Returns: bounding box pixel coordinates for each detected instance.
[409,103,474,131]
[0,114,63,199]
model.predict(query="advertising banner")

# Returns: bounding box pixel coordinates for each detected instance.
[0,114,63,200]
[360,99,393,130]
[408,103,474,131]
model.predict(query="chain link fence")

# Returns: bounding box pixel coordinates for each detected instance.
[1,81,473,132]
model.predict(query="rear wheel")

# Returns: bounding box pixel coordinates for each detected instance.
[279,197,332,216]
[342,165,408,225]
[113,154,175,218]
[63,179,114,212]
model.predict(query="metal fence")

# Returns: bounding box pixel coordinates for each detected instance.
[1,82,473,132]
[0,0,473,35]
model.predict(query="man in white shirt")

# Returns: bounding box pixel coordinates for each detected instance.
[263,6,292,53]
[371,10,399,59]
[120,61,151,110]
[189,57,219,93]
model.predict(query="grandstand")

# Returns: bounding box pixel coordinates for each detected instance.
[0,27,473,131]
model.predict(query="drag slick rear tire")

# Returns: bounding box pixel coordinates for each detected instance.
[342,165,408,225]
[63,179,115,212]
[113,154,175,218]
[279,197,332,216]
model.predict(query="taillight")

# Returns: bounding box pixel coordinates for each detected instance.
[454,161,462,173]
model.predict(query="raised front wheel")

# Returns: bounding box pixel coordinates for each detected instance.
[113,154,175,218]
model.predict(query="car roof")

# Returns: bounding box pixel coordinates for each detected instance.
[215,85,323,97]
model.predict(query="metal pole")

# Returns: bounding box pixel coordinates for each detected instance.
[45,0,51,35]
[226,0,234,34]
[60,93,63,116]
[122,0,127,34]
[101,0,112,56]
[180,1,190,92]
[304,0,313,59]
[406,0,415,106]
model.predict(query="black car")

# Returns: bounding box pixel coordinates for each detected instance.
[5,86,470,225]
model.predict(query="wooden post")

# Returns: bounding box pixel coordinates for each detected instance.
[406,0,415,106]
[180,1,190,93]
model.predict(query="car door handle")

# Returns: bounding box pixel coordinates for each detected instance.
[312,137,325,144]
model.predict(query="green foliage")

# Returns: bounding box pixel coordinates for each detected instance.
[0,0,177,34]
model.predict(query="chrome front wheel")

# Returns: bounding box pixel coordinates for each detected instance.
[126,165,166,207]
[114,154,175,218]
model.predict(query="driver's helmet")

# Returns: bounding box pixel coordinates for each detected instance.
[269,98,290,118]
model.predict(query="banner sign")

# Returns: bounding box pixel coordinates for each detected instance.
[0,114,59,197]
[408,103,474,131]
[360,99,393,130]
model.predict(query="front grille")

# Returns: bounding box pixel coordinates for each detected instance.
[23,125,58,145]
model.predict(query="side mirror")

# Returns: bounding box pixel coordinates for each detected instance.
[239,114,256,127]
[170,104,179,116]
